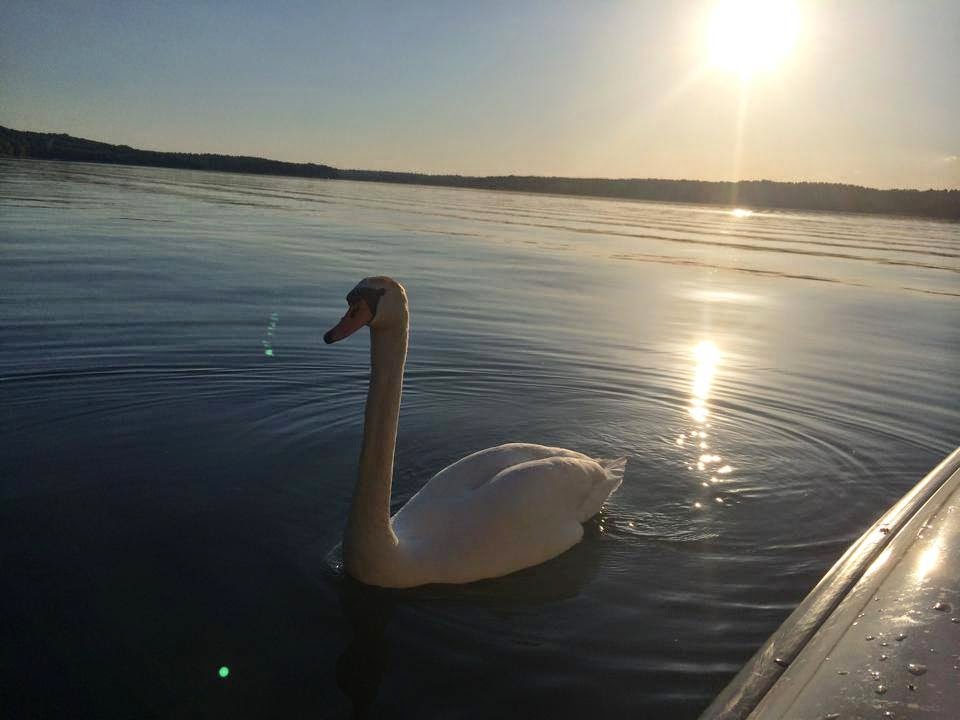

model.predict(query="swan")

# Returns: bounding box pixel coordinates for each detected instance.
[324,276,626,588]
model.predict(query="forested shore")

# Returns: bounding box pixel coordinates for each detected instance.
[3,126,957,219]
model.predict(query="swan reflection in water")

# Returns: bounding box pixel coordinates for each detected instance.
[333,535,604,718]
[335,577,393,720]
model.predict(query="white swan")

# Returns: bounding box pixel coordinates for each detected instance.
[324,276,626,588]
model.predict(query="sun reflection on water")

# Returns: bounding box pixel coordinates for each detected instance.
[690,341,720,424]
[676,340,738,511]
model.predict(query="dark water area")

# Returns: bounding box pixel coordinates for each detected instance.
[2,159,958,718]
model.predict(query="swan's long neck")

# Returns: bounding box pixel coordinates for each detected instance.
[343,313,408,581]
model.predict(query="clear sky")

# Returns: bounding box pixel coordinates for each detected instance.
[2,0,958,189]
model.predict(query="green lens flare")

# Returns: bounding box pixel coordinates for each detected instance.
[262,313,279,357]
[218,666,230,678]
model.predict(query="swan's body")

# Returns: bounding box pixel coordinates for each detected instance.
[391,444,625,587]
[325,276,625,588]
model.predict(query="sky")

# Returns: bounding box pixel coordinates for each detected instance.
[1,0,958,189]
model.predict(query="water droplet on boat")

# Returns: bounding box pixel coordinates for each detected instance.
[875,684,887,695]
[857,613,865,618]
[952,617,960,623]
[870,671,881,680]
[774,657,788,668]
[880,654,888,661]
[880,641,889,647]
[933,601,950,612]
[896,632,907,641]
[837,670,848,676]
[908,683,917,691]
[824,714,840,720]
[883,712,894,719]
[866,635,875,641]
[907,663,927,676]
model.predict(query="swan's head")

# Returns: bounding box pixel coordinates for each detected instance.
[324,276,408,344]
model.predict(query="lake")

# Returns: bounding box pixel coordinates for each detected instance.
[2,158,958,718]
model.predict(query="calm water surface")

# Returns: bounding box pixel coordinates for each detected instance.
[2,159,958,718]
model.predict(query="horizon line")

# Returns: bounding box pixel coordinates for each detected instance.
[5,124,957,194]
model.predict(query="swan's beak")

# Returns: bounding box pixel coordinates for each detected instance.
[324,301,373,344]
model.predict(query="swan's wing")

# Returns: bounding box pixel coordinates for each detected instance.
[392,455,625,585]
[481,455,625,524]
[408,443,590,504]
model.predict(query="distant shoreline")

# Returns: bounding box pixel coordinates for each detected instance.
[2,125,958,220]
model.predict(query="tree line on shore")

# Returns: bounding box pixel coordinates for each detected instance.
[0,126,338,179]
[2,125,957,219]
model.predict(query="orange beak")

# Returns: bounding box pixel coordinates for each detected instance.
[324,300,373,344]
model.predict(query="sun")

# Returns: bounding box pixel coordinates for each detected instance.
[708,0,800,77]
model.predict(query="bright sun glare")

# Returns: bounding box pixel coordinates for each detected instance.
[708,0,800,77]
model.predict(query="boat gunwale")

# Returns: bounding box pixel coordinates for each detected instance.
[699,446,960,720]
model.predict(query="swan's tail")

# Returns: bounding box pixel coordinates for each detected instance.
[598,456,627,486]
[580,457,628,521]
